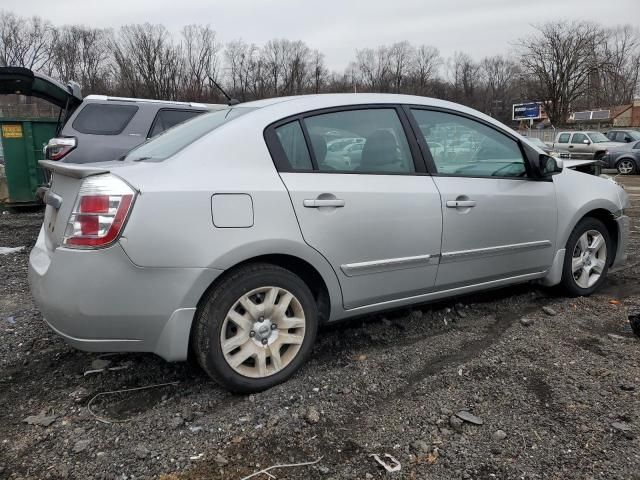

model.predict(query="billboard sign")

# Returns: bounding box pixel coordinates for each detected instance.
[512,102,542,121]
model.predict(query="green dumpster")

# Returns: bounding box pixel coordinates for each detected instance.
[0,119,58,205]
[0,67,83,206]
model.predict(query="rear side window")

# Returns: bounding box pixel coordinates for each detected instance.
[274,121,313,170]
[72,103,138,135]
[123,107,253,162]
[304,109,415,174]
[148,109,205,138]
[558,133,570,143]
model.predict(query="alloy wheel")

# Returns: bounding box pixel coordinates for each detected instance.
[617,160,634,175]
[220,286,306,378]
[571,230,607,289]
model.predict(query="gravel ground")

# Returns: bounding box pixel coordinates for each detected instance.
[0,174,639,480]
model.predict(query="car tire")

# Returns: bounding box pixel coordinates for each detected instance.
[616,158,636,175]
[560,217,611,297]
[192,263,318,393]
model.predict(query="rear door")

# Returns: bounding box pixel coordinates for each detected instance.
[408,107,557,289]
[266,106,443,309]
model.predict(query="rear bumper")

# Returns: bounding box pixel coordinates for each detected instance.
[28,228,222,361]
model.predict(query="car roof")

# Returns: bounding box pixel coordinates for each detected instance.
[83,94,225,110]
[239,93,513,133]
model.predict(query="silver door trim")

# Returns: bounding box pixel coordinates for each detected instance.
[341,253,439,277]
[344,270,547,313]
[441,240,552,264]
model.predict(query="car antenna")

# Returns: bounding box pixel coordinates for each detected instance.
[208,76,240,106]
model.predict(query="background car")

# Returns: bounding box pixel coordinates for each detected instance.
[603,140,640,174]
[606,129,640,144]
[0,67,223,165]
[551,131,618,160]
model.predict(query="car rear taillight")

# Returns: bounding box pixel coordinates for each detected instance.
[44,137,76,160]
[62,175,136,249]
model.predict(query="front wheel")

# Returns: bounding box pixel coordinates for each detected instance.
[560,218,611,297]
[192,263,318,393]
[616,159,636,175]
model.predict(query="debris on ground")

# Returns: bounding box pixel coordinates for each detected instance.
[0,246,24,255]
[23,412,57,427]
[370,453,401,472]
[520,317,535,327]
[542,306,557,316]
[455,411,484,425]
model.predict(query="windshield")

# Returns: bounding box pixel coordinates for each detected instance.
[587,132,609,143]
[527,137,546,147]
[123,107,254,162]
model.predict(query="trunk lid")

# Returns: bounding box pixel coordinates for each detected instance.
[0,67,82,111]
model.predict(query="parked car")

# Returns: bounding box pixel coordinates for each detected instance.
[30,94,630,393]
[605,129,640,144]
[603,140,640,174]
[551,131,619,160]
[0,67,222,164]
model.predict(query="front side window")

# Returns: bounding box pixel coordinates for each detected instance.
[72,103,138,135]
[572,133,588,144]
[303,109,415,174]
[586,132,608,143]
[411,109,526,178]
[274,121,313,170]
[149,109,205,138]
[558,133,570,143]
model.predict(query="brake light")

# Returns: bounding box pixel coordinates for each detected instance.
[63,175,136,248]
[45,137,76,161]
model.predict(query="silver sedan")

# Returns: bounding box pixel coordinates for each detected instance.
[29,94,630,392]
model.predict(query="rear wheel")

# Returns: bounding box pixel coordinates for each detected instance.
[616,158,636,175]
[193,263,318,393]
[560,218,610,297]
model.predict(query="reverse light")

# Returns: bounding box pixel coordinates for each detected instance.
[44,137,77,161]
[62,175,136,248]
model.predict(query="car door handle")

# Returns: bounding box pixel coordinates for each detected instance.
[303,199,345,208]
[568,145,574,148]
[446,200,476,208]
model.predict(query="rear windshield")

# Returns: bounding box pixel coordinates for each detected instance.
[123,107,254,162]
[72,103,138,135]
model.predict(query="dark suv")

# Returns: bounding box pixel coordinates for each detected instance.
[0,67,220,164]
[606,129,640,144]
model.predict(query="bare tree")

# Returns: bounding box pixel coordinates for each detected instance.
[518,21,604,125]
[112,23,183,99]
[479,55,521,121]
[597,25,640,106]
[354,46,392,91]
[409,44,441,95]
[448,51,480,107]
[50,25,112,94]
[0,11,55,71]
[182,24,221,101]
[389,41,414,93]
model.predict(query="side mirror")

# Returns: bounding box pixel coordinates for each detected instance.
[539,154,563,176]
[583,139,590,145]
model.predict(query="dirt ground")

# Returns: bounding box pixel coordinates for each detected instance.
[0,174,639,480]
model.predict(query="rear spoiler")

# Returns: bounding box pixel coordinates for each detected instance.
[39,160,110,179]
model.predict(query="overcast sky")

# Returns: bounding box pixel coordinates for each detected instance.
[8,0,640,71]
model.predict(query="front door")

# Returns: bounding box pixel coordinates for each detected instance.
[568,132,591,159]
[409,108,557,289]
[266,107,442,309]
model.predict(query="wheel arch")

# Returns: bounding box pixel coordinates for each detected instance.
[570,208,619,266]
